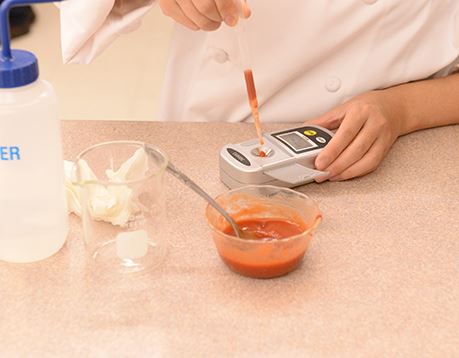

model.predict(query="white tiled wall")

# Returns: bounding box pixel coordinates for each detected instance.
[12,4,173,121]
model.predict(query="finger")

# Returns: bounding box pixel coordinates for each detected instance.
[319,119,380,179]
[314,105,368,171]
[160,0,199,30]
[314,173,329,183]
[304,105,346,130]
[176,0,221,30]
[192,0,222,22]
[215,0,239,26]
[238,0,251,18]
[328,137,388,181]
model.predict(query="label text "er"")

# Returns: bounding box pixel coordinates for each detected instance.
[0,146,21,161]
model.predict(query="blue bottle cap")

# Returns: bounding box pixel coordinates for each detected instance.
[0,0,46,88]
[0,49,38,88]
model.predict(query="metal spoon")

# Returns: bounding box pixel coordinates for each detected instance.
[165,162,244,239]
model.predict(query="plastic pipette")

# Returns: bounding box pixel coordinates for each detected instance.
[236,2,267,156]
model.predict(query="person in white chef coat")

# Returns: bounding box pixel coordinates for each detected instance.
[59,0,459,182]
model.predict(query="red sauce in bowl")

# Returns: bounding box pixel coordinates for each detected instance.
[220,218,309,278]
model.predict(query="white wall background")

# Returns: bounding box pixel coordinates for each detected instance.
[13,4,173,121]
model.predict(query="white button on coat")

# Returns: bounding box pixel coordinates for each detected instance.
[209,47,230,64]
[58,0,459,122]
[325,77,342,93]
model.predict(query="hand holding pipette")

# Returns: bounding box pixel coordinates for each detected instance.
[158,0,250,31]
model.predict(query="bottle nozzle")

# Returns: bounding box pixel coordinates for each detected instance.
[0,0,64,88]
[1,0,64,60]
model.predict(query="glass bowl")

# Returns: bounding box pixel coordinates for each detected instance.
[206,185,322,279]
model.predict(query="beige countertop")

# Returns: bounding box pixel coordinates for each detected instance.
[1,121,458,357]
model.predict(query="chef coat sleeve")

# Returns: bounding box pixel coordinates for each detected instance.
[58,0,155,64]
[433,11,459,77]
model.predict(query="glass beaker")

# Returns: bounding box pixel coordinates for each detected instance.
[74,141,168,274]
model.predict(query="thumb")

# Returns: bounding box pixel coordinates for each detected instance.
[304,106,346,130]
[304,105,346,173]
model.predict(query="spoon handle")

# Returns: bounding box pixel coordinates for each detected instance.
[166,162,242,238]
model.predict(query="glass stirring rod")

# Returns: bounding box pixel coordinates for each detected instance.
[237,2,267,157]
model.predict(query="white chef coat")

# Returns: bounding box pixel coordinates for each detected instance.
[60,0,459,122]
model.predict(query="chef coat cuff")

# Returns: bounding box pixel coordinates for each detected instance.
[58,0,155,64]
